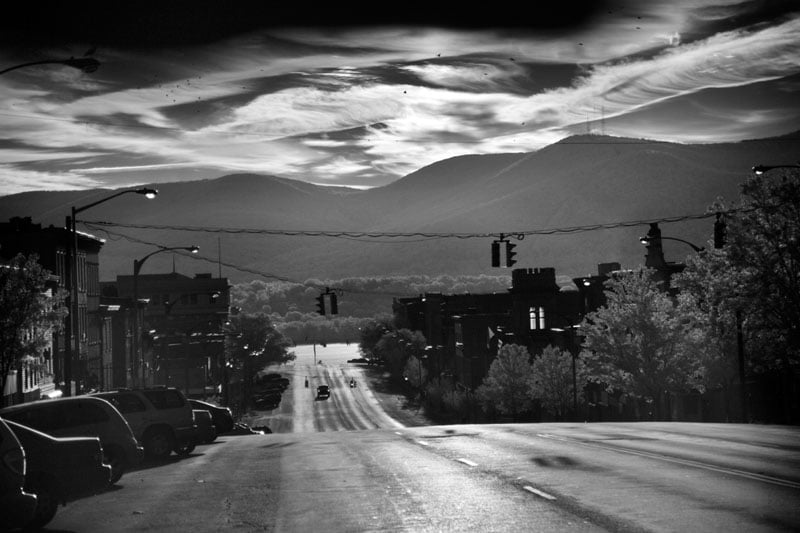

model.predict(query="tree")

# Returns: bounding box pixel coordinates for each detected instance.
[580,268,705,420]
[722,170,800,369]
[225,313,293,411]
[404,355,428,390]
[476,344,535,421]
[0,254,64,400]
[530,345,587,421]
[358,314,396,360]
[373,328,426,383]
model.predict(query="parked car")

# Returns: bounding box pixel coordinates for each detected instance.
[6,419,111,529]
[192,410,217,444]
[0,416,37,531]
[316,385,331,399]
[93,387,196,459]
[0,397,143,485]
[252,392,281,410]
[188,399,234,434]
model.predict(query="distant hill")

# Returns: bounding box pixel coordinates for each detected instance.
[1,132,798,284]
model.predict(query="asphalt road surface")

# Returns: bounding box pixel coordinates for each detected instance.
[43,344,800,532]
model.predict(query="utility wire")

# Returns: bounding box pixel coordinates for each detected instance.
[83,209,732,241]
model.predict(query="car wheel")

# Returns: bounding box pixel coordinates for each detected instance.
[25,478,59,530]
[175,442,196,456]
[144,430,174,459]
[104,447,127,485]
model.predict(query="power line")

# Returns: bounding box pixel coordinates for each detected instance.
[83,210,730,241]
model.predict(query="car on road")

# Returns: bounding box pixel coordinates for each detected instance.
[192,410,217,444]
[6,419,111,529]
[0,416,38,530]
[316,385,331,399]
[93,387,197,459]
[0,396,143,485]
[188,399,234,434]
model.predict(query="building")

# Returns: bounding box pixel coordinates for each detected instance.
[394,265,619,393]
[0,216,105,399]
[102,271,230,397]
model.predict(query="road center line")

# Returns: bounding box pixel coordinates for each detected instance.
[523,486,557,500]
[457,458,478,467]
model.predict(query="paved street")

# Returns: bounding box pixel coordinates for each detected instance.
[44,344,800,532]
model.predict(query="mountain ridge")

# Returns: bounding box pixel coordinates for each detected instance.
[2,131,799,284]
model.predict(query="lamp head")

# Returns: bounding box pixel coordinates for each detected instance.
[136,188,158,199]
[639,236,650,245]
[188,246,199,253]
[64,57,100,73]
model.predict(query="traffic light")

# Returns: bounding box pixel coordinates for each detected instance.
[315,293,326,315]
[505,241,517,267]
[329,293,338,315]
[491,241,501,267]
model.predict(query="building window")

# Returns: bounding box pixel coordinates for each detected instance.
[190,293,198,305]
[529,306,546,330]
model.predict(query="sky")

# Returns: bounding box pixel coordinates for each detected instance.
[0,1,798,196]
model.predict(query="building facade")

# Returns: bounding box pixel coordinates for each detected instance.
[103,272,230,397]
[0,217,105,400]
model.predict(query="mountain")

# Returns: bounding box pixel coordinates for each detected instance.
[1,132,798,284]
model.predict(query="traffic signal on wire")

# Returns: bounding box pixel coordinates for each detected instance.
[315,293,326,315]
[491,241,501,267]
[505,241,517,267]
[329,293,338,315]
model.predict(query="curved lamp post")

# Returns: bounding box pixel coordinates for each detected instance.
[65,187,157,396]
[752,164,800,175]
[133,245,199,387]
[0,57,100,76]
[639,233,704,253]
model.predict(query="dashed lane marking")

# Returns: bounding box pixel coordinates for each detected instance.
[523,486,557,500]
[457,458,478,467]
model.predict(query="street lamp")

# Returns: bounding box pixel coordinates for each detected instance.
[752,164,800,174]
[639,233,704,253]
[0,57,100,76]
[65,187,157,396]
[132,245,199,388]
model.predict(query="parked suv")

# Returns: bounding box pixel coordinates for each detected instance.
[0,397,143,485]
[93,388,196,459]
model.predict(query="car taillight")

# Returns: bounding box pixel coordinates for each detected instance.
[3,447,26,476]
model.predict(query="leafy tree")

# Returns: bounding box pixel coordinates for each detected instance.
[530,345,588,421]
[373,328,426,383]
[404,355,428,390]
[358,314,396,360]
[720,169,800,369]
[580,268,705,420]
[225,312,293,411]
[0,254,65,399]
[476,344,535,421]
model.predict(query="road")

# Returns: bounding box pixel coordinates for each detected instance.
[45,344,800,532]
[241,343,406,433]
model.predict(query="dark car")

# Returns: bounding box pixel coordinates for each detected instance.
[188,399,234,435]
[0,417,38,530]
[253,392,281,410]
[0,396,143,485]
[316,385,331,399]
[6,419,111,529]
[192,410,217,444]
